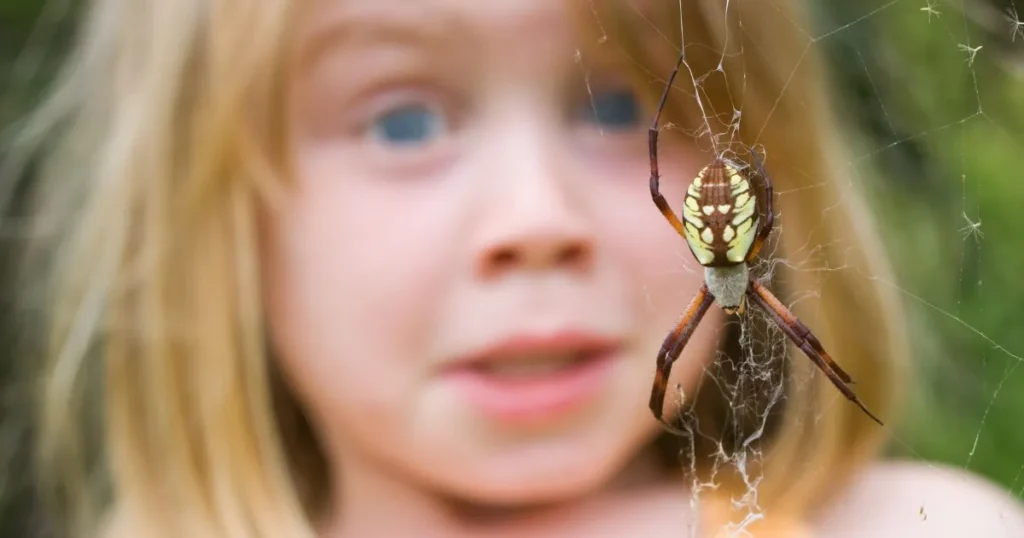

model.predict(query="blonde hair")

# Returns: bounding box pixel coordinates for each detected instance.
[5,0,907,536]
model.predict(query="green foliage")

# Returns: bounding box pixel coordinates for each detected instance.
[815,0,1024,496]
[0,2,43,25]
[1,5,67,538]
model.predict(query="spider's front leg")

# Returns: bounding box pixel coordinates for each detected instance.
[746,279,884,426]
[650,283,715,435]
[649,51,688,238]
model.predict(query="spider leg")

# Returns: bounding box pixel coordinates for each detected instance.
[746,280,884,426]
[650,283,715,435]
[649,50,688,238]
[745,147,775,263]
[747,279,852,383]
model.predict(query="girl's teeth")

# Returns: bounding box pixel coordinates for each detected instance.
[482,354,581,377]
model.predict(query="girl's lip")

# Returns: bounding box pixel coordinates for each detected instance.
[442,330,622,423]
[449,330,621,368]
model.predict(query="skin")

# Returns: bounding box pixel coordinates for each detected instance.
[260,0,1024,536]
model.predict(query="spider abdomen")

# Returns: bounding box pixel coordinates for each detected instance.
[681,159,759,267]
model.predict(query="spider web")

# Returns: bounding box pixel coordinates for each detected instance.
[578,0,1024,535]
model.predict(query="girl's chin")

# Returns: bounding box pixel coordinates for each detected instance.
[408,428,645,508]
[432,463,612,507]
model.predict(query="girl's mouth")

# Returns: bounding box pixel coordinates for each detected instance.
[442,331,621,423]
[475,353,588,376]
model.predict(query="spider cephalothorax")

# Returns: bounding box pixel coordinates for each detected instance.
[645,51,883,433]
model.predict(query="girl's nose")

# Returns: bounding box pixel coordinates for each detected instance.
[471,123,595,280]
[479,221,592,277]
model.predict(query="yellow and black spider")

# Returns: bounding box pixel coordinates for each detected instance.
[646,53,883,433]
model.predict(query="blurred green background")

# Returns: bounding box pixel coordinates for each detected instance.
[2,0,1023,535]
[813,0,1024,492]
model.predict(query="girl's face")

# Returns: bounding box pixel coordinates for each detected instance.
[263,0,723,507]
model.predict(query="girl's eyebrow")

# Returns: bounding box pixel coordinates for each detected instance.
[297,6,467,68]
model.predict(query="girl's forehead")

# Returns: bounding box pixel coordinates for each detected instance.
[297,0,571,45]
[294,0,663,53]
[289,0,657,82]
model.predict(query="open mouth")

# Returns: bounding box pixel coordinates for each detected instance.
[470,352,593,378]
[444,334,620,423]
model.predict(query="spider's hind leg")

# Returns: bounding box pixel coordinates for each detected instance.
[746,280,883,426]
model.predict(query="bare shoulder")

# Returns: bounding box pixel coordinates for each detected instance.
[812,459,1024,537]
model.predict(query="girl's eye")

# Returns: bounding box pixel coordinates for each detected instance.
[579,88,641,130]
[369,103,447,146]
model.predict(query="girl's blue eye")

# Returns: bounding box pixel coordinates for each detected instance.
[369,104,446,146]
[580,89,641,129]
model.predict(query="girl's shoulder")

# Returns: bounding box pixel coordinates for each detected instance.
[813,459,1024,537]
[614,460,1024,538]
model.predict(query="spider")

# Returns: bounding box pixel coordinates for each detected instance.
[646,53,883,433]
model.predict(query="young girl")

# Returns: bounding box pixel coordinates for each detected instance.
[9,0,1024,536]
